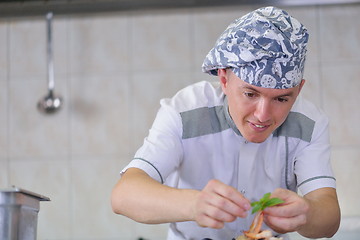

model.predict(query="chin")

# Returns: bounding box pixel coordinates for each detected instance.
[247,137,267,143]
[243,132,271,143]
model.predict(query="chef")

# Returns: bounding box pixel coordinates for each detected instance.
[111,6,340,240]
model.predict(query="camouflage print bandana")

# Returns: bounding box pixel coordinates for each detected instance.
[202,6,309,89]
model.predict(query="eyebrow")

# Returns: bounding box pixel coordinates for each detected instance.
[243,86,295,98]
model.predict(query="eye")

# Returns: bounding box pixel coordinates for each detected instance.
[276,97,288,103]
[244,92,256,98]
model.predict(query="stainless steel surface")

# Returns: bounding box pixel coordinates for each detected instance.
[0,187,50,240]
[0,0,360,18]
[37,12,63,114]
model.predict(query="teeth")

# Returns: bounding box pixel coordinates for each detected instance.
[255,124,265,128]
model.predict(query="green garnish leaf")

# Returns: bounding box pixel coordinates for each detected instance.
[251,192,284,214]
[251,204,262,214]
[262,192,271,201]
[263,198,284,208]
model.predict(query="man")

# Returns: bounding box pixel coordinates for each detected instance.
[111,6,340,240]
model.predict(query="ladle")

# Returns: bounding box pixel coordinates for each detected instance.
[37,12,63,114]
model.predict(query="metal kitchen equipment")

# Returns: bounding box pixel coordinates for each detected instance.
[37,11,63,114]
[0,187,50,240]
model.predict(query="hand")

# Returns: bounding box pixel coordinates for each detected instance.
[263,188,309,234]
[193,179,251,229]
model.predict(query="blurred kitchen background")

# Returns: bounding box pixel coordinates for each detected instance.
[0,0,360,239]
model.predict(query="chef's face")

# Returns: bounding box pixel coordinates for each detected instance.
[219,69,305,143]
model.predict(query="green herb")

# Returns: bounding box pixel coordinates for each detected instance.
[250,192,284,214]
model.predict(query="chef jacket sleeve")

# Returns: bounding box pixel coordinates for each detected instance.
[294,113,336,195]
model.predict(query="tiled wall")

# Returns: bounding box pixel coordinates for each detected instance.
[0,3,360,240]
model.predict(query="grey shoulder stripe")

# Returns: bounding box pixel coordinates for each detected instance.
[133,157,164,184]
[274,112,315,142]
[298,176,336,188]
[180,105,230,139]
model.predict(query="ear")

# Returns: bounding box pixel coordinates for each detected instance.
[218,69,229,94]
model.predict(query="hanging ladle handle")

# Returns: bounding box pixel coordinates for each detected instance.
[37,11,62,114]
[46,12,54,93]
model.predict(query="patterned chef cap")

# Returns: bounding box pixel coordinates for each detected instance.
[202,6,309,89]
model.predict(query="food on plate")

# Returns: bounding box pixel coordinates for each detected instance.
[236,193,284,240]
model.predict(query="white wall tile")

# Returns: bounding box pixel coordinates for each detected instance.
[130,71,192,152]
[0,21,7,81]
[69,13,130,75]
[9,159,71,239]
[51,16,69,77]
[332,148,360,216]
[191,70,217,84]
[8,77,68,158]
[321,62,360,146]
[70,73,130,156]
[0,81,8,158]
[9,18,47,79]
[319,4,360,62]
[301,62,322,108]
[0,160,9,188]
[130,10,192,73]
[70,157,136,239]
[8,15,67,80]
[192,7,251,72]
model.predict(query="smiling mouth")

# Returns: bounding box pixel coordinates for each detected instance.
[249,122,270,131]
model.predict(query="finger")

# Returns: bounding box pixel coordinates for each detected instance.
[264,204,294,217]
[207,194,248,219]
[264,213,307,233]
[196,212,225,229]
[270,188,289,198]
[265,198,308,218]
[195,196,231,229]
[196,187,240,225]
[207,180,251,212]
[213,193,249,218]
[205,203,238,223]
[265,189,308,218]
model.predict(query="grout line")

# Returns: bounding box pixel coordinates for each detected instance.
[315,5,325,109]
[128,12,135,159]
[189,9,200,86]
[6,18,11,186]
[188,9,196,74]
[65,14,74,239]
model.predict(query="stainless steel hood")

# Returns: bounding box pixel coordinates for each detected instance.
[1,0,360,18]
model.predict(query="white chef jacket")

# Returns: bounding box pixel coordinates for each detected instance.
[121,81,336,240]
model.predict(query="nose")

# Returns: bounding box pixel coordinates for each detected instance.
[254,98,271,123]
